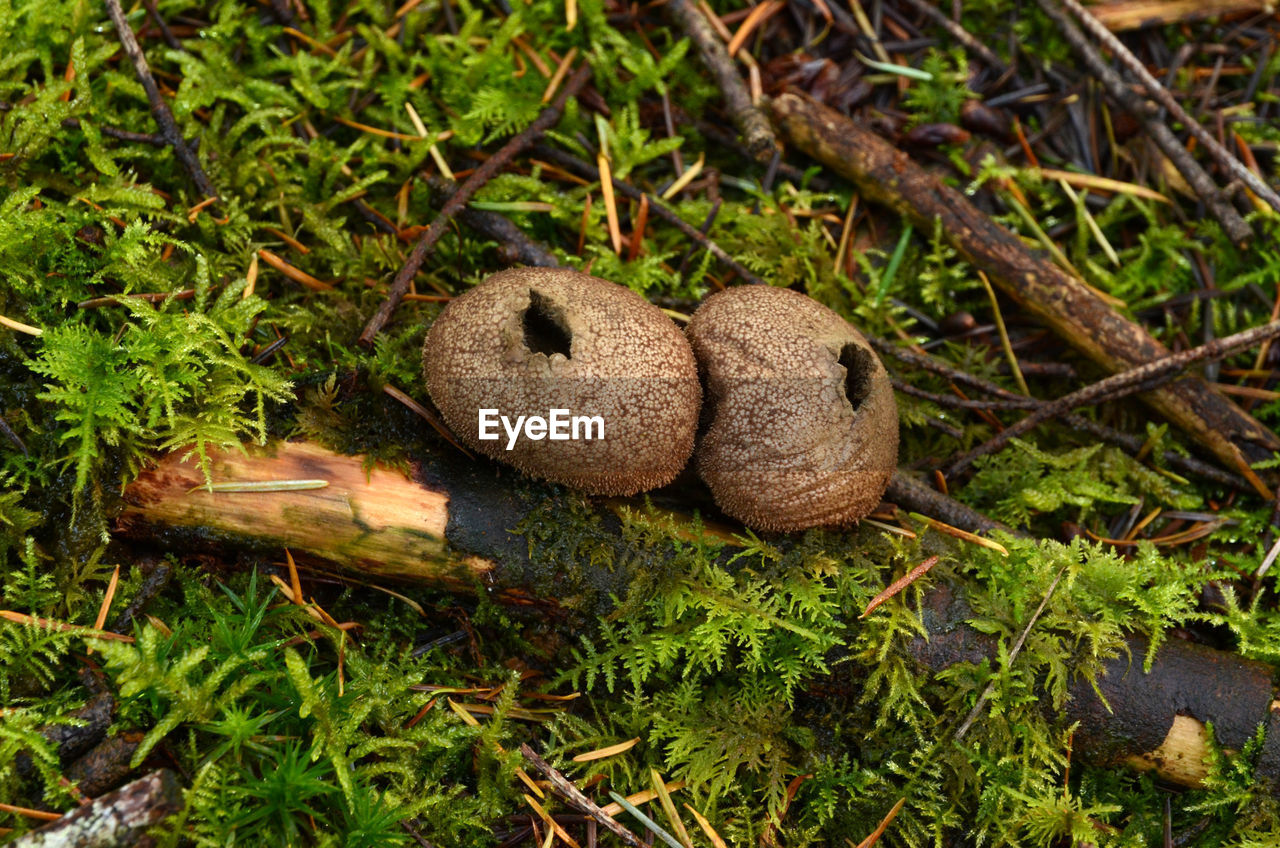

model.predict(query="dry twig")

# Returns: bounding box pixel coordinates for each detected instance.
[769,93,1280,473]
[942,320,1280,478]
[103,0,217,200]
[519,744,643,847]
[663,0,777,159]
[357,64,592,346]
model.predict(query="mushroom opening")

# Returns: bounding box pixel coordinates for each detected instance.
[837,343,874,412]
[521,290,573,358]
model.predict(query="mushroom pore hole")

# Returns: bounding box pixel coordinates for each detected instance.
[521,290,573,358]
[837,343,874,411]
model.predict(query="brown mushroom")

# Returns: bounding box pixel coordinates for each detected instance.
[685,286,898,531]
[423,267,701,495]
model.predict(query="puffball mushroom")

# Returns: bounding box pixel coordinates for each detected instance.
[423,267,701,496]
[685,286,898,532]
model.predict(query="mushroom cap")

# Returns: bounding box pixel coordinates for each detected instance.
[685,286,898,532]
[423,267,701,495]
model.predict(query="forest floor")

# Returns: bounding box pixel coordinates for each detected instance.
[4,0,1280,845]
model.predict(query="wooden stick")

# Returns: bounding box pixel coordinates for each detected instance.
[116,441,1280,793]
[1086,0,1270,31]
[767,93,1280,474]
[943,320,1280,479]
[10,770,183,848]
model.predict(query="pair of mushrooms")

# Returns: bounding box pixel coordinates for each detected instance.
[423,268,898,532]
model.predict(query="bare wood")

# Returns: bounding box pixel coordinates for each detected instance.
[767,93,1280,473]
[118,440,1280,793]
[117,441,492,587]
[1087,0,1271,30]
[11,769,183,848]
[1089,0,1272,30]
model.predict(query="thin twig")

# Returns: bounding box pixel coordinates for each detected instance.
[519,744,643,848]
[896,0,1008,73]
[955,568,1066,740]
[1031,0,1251,243]
[885,472,1020,537]
[530,145,770,286]
[103,0,217,199]
[890,379,1038,411]
[663,0,778,159]
[358,65,592,347]
[943,320,1280,478]
[1054,0,1280,215]
[424,176,561,268]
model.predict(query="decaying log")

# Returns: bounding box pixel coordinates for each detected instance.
[11,769,183,848]
[766,93,1280,476]
[118,441,1280,793]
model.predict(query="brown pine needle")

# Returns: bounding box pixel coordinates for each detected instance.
[285,549,305,608]
[650,769,694,848]
[542,46,578,103]
[447,699,545,798]
[525,794,582,848]
[381,383,474,459]
[599,153,623,254]
[332,115,422,141]
[861,556,941,619]
[979,270,1029,395]
[600,782,687,818]
[260,225,311,254]
[0,611,134,642]
[0,313,43,336]
[0,801,61,822]
[683,804,729,848]
[92,564,121,632]
[1036,168,1170,203]
[627,193,649,261]
[856,797,906,848]
[726,0,783,57]
[916,515,1010,556]
[573,737,641,762]
[243,252,259,301]
[257,249,333,291]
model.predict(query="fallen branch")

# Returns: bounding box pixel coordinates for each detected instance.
[423,176,561,268]
[519,745,644,847]
[913,584,1280,790]
[103,0,216,200]
[767,93,1280,476]
[11,769,183,848]
[116,441,1280,793]
[357,64,592,347]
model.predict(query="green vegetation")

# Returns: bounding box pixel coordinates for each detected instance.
[3,0,1280,845]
